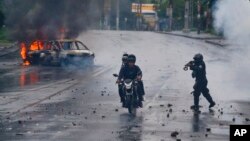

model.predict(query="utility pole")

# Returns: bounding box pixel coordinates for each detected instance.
[104,0,111,30]
[167,0,173,31]
[116,0,120,30]
[136,0,142,31]
[190,0,194,29]
[197,0,201,34]
[183,0,190,33]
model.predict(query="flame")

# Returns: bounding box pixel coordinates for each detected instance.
[20,40,44,66]
[30,40,44,51]
[20,43,30,66]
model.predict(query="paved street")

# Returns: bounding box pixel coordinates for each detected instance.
[0,31,249,141]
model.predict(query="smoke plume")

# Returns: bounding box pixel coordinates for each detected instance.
[213,0,250,100]
[213,0,250,45]
[3,0,102,41]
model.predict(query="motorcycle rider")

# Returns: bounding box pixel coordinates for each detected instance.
[184,53,216,111]
[117,54,145,107]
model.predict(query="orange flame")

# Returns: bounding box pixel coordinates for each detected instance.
[30,40,44,51]
[20,43,30,66]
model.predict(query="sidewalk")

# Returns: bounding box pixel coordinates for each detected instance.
[157,31,228,47]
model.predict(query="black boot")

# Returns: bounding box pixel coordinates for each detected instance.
[209,101,216,108]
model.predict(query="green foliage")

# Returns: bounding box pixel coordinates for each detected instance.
[0,27,9,42]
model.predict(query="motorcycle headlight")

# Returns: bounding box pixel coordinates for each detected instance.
[124,82,132,89]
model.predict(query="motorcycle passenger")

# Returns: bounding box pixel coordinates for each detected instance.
[118,53,129,104]
[117,54,145,107]
[185,53,216,111]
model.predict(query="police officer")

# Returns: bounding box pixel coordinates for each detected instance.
[184,53,215,111]
[117,54,145,107]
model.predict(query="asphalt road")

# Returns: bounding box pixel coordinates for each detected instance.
[0,31,250,141]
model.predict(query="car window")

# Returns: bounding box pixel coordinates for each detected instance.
[61,42,78,50]
[76,41,88,50]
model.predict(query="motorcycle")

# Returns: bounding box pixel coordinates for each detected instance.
[113,74,138,115]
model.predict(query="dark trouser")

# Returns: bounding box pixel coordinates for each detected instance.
[118,84,125,102]
[193,80,214,107]
[137,81,145,101]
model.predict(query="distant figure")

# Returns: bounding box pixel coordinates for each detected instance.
[184,53,215,112]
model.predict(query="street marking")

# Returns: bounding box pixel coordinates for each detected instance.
[5,66,113,118]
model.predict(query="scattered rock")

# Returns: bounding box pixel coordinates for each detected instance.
[171,131,179,137]
[232,118,236,122]
[93,111,96,114]
[148,106,152,109]
[159,95,162,98]
[84,117,88,119]
[230,105,233,108]
[167,114,170,118]
[169,109,173,113]
[115,109,119,112]
[101,94,104,96]
[205,134,208,137]
[102,116,106,119]
[167,104,173,107]
[220,111,223,115]
[161,124,165,126]
[16,133,24,136]
[206,128,211,132]
[239,113,243,116]
[182,110,186,112]
[245,118,250,122]
[160,104,164,107]
[176,139,181,141]
[72,122,76,126]
[18,120,22,124]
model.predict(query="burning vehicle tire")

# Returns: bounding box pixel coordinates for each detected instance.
[20,40,95,67]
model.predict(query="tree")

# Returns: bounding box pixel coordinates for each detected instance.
[0,0,4,28]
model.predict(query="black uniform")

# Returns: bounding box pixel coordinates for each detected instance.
[190,60,215,108]
[118,65,145,100]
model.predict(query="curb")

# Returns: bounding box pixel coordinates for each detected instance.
[205,40,227,47]
[156,31,223,40]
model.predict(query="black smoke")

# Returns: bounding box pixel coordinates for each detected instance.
[3,0,102,41]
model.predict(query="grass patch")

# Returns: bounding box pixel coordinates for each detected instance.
[0,28,12,46]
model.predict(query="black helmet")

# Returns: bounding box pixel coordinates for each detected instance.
[193,53,203,61]
[122,53,128,62]
[127,54,136,63]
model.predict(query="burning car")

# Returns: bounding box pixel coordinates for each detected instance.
[20,40,95,66]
